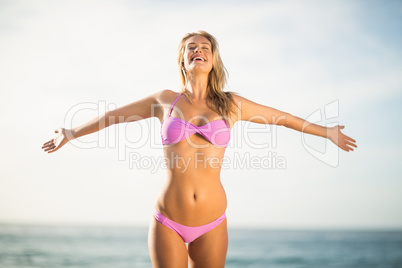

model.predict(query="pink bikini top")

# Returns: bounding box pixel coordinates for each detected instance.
[161,93,231,148]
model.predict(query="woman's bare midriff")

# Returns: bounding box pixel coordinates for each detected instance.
[155,134,228,227]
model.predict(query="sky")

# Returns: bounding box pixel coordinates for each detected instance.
[0,0,401,229]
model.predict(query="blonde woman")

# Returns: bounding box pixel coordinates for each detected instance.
[42,31,357,267]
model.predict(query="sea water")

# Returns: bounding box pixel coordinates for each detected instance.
[1,224,401,268]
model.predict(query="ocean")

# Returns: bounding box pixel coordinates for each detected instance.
[0,224,401,268]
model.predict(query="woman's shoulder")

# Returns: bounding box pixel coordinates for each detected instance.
[156,89,181,97]
[155,89,181,103]
[230,92,261,106]
[229,92,246,102]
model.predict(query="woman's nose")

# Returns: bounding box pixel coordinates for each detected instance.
[193,46,202,53]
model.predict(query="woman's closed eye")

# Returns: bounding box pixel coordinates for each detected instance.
[188,46,210,50]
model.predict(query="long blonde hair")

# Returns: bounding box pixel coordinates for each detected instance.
[177,30,238,121]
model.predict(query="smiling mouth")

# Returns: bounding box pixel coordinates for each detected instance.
[191,56,206,62]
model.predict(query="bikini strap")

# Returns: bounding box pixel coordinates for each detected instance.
[168,93,182,116]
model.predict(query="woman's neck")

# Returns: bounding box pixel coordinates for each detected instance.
[185,73,209,101]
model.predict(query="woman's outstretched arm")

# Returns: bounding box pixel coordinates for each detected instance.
[42,90,165,153]
[232,95,357,152]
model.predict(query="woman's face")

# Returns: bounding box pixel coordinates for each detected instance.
[183,35,213,74]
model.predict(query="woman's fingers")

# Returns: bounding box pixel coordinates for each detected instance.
[337,126,357,152]
[346,140,358,148]
[42,139,55,148]
[42,140,54,148]
[340,138,357,151]
[45,146,54,152]
[343,144,351,152]
[43,145,54,152]
[42,129,61,150]
[43,141,54,149]
[344,135,356,143]
[42,138,58,152]
[44,143,57,153]
[342,143,353,152]
[42,142,51,149]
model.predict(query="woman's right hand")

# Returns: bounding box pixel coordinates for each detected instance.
[42,128,72,153]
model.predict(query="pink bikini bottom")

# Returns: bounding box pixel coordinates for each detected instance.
[153,209,226,243]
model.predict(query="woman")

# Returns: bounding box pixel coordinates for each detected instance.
[42,31,357,267]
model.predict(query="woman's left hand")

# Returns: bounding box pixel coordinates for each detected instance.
[327,125,357,152]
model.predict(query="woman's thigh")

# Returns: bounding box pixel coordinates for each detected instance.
[148,217,188,268]
[187,218,228,268]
